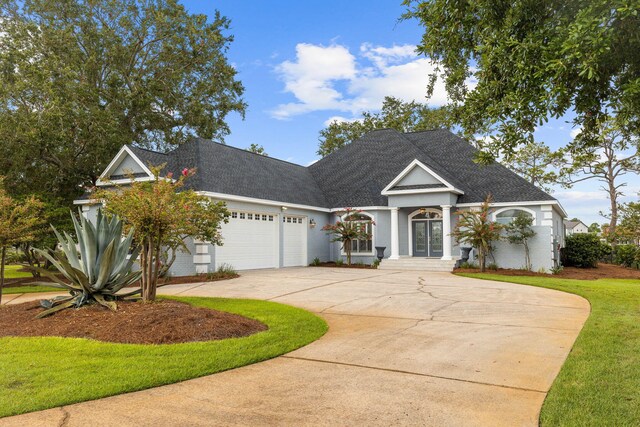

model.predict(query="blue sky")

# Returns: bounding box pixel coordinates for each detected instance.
[183,1,639,225]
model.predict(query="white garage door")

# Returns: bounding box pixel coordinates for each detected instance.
[283,215,307,267]
[216,211,278,270]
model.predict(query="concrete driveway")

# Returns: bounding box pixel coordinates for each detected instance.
[2,268,589,426]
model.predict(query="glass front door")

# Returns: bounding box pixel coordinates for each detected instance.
[412,220,443,257]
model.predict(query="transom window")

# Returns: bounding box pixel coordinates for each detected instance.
[230,211,274,222]
[343,213,373,254]
[283,216,303,224]
[412,211,442,220]
[495,209,534,224]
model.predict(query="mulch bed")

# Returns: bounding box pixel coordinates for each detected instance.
[0,300,267,344]
[311,261,376,269]
[456,263,640,280]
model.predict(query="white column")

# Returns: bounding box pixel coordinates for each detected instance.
[390,207,400,259]
[441,205,452,260]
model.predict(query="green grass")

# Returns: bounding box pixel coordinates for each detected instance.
[458,273,640,426]
[0,297,327,418]
[2,265,30,279]
[1,264,60,294]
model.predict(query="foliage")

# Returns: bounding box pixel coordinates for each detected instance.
[403,0,640,158]
[0,179,45,303]
[501,141,565,192]
[588,222,601,234]
[33,210,141,318]
[0,297,327,418]
[550,265,564,275]
[458,273,640,426]
[0,0,245,218]
[504,212,536,271]
[562,118,640,245]
[613,245,640,269]
[451,196,503,272]
[618,201,640,245]
[311,257,321,266]
[97,167,229,301]
[246,144,268,156]
[372,259,381,268]
[335,258,344,266]
[201,263,239,281]
[317,96,452,156]
[562,233,607,268]
[322,208,375,265]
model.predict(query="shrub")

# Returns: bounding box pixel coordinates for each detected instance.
[551,265,564,275]
[335,258,343,266]
[372,259,380,268]
[487,263,498,270]
[614,245,640,268]
[311,257,321,266]
[563,233,606,268]
[458,261,478,269]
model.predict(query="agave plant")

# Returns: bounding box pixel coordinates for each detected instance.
[33,210,142,318]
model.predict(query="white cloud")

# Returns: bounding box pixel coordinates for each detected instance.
[555,190,609,202]
[271,42,453,120]
[570,127,582,139]
[323,115,361,127]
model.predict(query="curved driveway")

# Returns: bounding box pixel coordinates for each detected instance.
[2,268,589,426]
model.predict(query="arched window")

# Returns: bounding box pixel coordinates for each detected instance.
[494,208,534,225]
[341,212,374,254]
[412,211,442,220]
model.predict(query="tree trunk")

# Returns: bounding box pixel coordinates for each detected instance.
[608,178,618,248]
[479,247,486,272]
[524,240,531,271]
[345,239,352,265]
[0,246,6,304]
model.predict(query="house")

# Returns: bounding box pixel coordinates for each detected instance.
[76,129,567,273]
[564,219,589,236]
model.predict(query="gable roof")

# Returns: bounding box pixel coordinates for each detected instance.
[126,139,328,208]
[95,129,556,210]
[309,128,556,206]
[564,220,587,229]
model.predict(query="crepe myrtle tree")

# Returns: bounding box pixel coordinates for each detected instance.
[504,212,536,271]
[451,196,503,272]
[96,166,229,301]
[0,178,45,303]
[322,208,375,265]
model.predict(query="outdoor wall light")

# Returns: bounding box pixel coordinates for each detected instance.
[309,218,317,228]
[281,206,288,211]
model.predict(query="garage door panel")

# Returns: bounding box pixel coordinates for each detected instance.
[216,212,278,270]
[283,216,306,267]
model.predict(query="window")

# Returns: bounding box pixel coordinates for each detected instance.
[412,211,442,220]
[343,213,374,254]
[495,209,534,225]
[268,215,274,221]
[262,214,267,221]
[231,212,238,219]
[247,213,253,220]
[239,213,245,219]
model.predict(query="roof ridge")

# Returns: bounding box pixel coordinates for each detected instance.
[128,144,170,155]
[194,138,309,169]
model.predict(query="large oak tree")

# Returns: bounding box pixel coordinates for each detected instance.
[403,0,640,156]
[0,0,246,206]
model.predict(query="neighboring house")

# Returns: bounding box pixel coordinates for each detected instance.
[76,129,567,273]
[564,220,589,236]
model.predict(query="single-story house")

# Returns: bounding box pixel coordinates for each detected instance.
[76,129,567,273]
[564,219,589,236]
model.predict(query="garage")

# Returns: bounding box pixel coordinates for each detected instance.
[282,215,307,267]
[215,211,279,270]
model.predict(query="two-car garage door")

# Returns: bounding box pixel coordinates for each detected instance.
[215,211,306,270]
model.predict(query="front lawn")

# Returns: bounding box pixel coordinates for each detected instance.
[2,264,30,279]
[458,273,640,426]
[0,297,327,418]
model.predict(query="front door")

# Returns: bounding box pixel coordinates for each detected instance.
[412,220,443,257]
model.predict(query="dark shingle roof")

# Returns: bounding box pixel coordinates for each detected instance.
[122,130,555,209]
[402,130,556,204]
[129,139,328,207]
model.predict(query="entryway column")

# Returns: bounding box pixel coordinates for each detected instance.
[390,207,399,259]
[441,205,452,260]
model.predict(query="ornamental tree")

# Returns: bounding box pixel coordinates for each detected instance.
[96,167,229,301]
[0,178,45,303]
[322,208,375,265]
[451,196,503,272]
[504,212,536,271]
